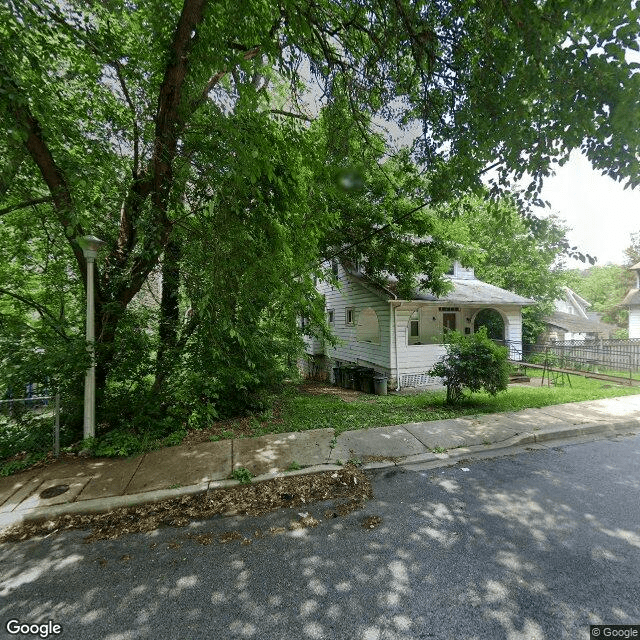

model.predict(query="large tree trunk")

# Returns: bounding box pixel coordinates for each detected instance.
[4,0,209,428]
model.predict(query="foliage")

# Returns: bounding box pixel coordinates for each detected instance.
[442,193,570,343]
[624,232,640,266]
[216,377,640,438]
[1,0,639,444]
[429,328,511,404]
[231,467,253,484]
[562,265,633,328]
[0,454,46,477]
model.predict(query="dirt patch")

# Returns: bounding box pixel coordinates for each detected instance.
[0,466,371,544]
[298,381,367,403]
[362,455,400,464]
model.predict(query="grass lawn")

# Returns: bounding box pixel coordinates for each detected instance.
[207,372,640,441]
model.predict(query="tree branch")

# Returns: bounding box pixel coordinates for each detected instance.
[0,63,87,283]
[269,109,314,122]
[0,196,54,217]
[0,287,70,341]
[193,47,262,111]
[112,60,139,179]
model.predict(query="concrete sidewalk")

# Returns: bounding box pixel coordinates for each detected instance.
[2,395,640,529]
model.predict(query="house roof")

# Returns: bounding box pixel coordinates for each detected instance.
[562,286,591,309]
[544,311,617,336]
[629,262,640,270]
[346,267,534,306]
[414,277,534,305]
[622,288,640,306]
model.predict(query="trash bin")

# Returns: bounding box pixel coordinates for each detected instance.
[359,369,375,394]
[373,375,388,396]
[343,366,356,389]
[353,366,366,392]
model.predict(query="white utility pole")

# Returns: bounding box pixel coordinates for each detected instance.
[79,235,105,441]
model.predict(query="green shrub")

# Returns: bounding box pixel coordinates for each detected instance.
[429,328,510,404]
[231,467,253,484]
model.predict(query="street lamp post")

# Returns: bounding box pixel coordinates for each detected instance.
[79,235,105,441]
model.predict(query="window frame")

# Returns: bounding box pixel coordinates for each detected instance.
[408,309,421,345]
[345,307,355,326]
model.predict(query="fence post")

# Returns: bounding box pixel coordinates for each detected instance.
[54,390,60,458]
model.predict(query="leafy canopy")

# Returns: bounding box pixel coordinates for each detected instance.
[1,0,639,432]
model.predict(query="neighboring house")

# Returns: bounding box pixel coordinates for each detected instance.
[303,260,534,390]
[542,286,616,341]
[622,262,640,338]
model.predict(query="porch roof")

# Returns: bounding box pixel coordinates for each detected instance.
[345,266,535,306]
[413,277,535,305]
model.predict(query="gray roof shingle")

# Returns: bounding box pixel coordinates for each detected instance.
[544,311,617,336]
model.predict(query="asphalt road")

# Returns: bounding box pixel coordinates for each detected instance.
[1,434,639,640]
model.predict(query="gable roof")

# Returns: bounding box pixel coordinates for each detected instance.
[345,266,534,306]
[562,286,591,310]
[544,311,617,337]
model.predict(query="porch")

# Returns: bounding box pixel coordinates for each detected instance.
[392,302,525,389]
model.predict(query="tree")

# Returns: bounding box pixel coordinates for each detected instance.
[2,0,639,433]
[624,232,640,267]
[429,328,510,404]
[441,193,570,343]
[562,265,634,328]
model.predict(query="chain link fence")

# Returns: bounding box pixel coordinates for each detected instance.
[0,388,61,472]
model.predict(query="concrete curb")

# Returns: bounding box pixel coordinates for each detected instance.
[0,463,348,530]
[1,419,638,533]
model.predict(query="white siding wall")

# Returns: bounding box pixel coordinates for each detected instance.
[453,263,476,280]
[629,308,640,339]
[316,264,392,373]
[393,305,448,387]
[302,334,324,354]
[498,306,524,359]
[555,299,574,315]
[309,265,528,386]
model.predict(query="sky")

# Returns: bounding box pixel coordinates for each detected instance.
[536,150,640,268]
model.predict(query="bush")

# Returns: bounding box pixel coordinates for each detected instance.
[429,328,510,404]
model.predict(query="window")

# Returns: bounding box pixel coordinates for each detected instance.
[345,307,355,326]
[331,259,339,276]
[408,310,420,345]
[356,308,380,344]
[327,309,335,323]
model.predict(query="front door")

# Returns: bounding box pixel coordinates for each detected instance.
[442,312,456,333]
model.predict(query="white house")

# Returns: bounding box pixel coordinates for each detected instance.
[303,260,534,390]
[543,286,615,341]
[623,262,640,338]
